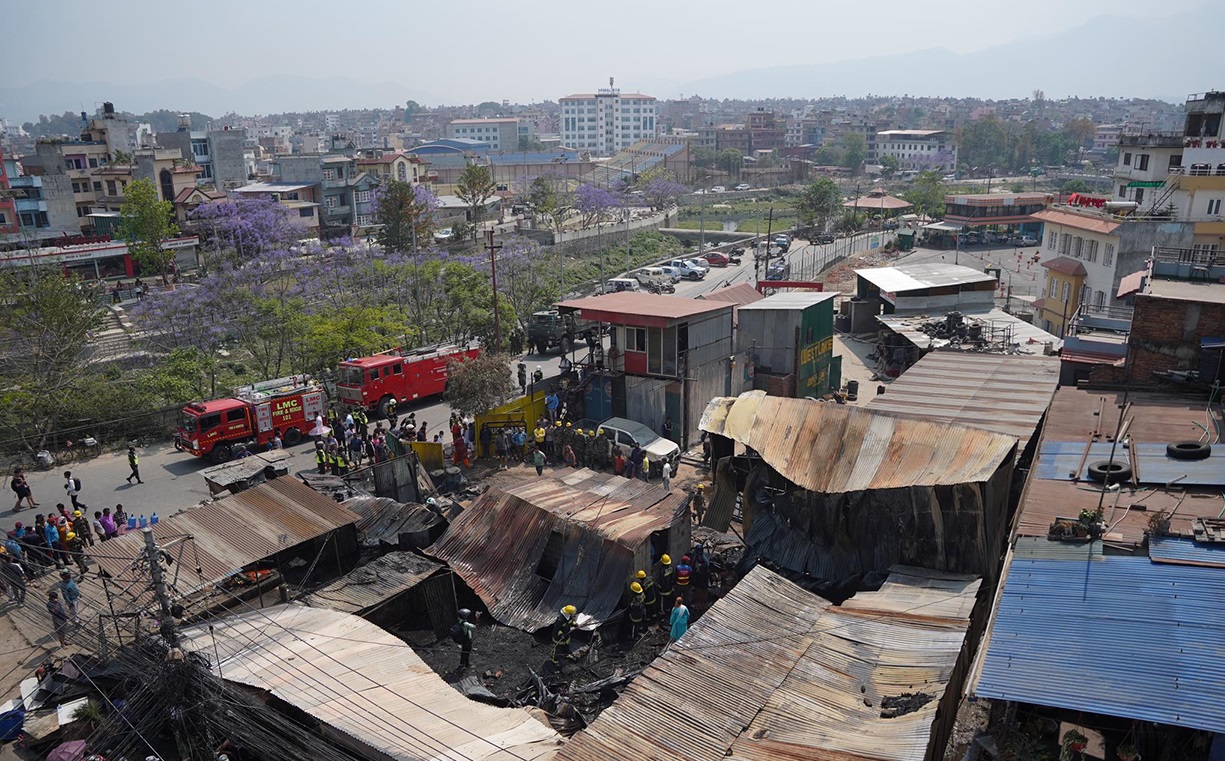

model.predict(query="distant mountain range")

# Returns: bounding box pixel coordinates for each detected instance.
[0,75,440,124]
[673,6,1221,101]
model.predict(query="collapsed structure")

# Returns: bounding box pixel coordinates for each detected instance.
[700,390,1016,591]
[427,469,690,631]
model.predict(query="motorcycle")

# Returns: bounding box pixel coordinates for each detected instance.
[647,280,676,294]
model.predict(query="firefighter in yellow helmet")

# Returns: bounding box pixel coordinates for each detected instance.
[626,581,646,640]
[656,554,675,618]
[551,605,578,665]
[636,569,658,619]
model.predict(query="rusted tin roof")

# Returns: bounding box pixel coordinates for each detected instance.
[701,390,1018,493]
[305,552,446,616]
[426,470,686,631]
[557,565,979,761]
[1014,387,1225,549]
[182,605,561,760]
[343,496,445,546]
[867,353,1060,454]
[86,478,359,592]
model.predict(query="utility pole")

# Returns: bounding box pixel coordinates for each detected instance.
[144,528,178,649]
[486,230,503,353]
[699,190,707,252]
[761,207,774,284]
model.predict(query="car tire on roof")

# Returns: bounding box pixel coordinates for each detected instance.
[1166,440,1211,461]
[1086,459,1131,483]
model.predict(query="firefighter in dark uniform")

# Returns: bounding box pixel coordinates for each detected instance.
[626,582,646,640]
[637,569,657,622]
[354,409,368,438]
[551,605,578,665]
[656,554,676,619]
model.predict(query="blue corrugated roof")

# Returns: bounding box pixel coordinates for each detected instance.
[1034,441,1225,486]
[974,552,1225,731]
[1150,536,1225,568]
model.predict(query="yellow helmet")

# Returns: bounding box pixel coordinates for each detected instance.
[597,428,604,435]
[562,605,577,616]
[636,570,646,579]
[73,511,82,518]
[587,430,594,436]
[566,422,572,427]
[67,532,76,540]
[697,484,706,490]
[661,554,671,565]
[630,582,643,594]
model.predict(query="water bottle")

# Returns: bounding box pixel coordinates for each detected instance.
[127,515,137,530]
[150,513,159,525]
[138,515,148,528]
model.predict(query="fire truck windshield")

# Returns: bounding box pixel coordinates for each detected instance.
[179,412,199,433]
[338,365,366,386]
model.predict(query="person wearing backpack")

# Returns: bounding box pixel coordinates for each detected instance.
[451,608,480,669]
[10,469,38,511]
[63,472,86,511]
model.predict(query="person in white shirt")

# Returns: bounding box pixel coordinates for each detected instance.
[661,461,672,491]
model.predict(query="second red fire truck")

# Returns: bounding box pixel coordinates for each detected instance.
[335,344,479,416]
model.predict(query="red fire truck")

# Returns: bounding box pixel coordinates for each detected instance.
[175,375,326,463]
[335,344,479,416]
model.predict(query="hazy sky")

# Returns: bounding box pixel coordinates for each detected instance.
[7,0,1205,105]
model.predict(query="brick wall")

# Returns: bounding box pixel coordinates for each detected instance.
[1127,293,1225,381]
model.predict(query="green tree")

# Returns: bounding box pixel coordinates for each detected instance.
[692,147,718,168]
[525,176,568,236]
[118,178,180,284]
[1061,179,1090,193]
[902,171,947,217]
[959,117,1011,171]
[518,134,545,151]
[443,352,516,417]
[841,132,867,171]
[718,148,743,178]
[404,100,422,119]
[374,180,435,252]
[812,144,845,166]
[879,154,900,178]
[456,163,496,224]
[476,101,502,118]
[0,269,104,449]
[795,178,842,232]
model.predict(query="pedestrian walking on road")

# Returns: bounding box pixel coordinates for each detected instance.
[63,472,85,511]
[125,447,143,484]
[10,469,38,511]
[533,447,546,476]
[46,591,69,646]
[661,461,672,491]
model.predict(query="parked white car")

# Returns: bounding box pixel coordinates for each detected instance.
[665,259,707,280]
[598,417,681,475]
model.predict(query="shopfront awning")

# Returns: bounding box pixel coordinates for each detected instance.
[923,221,963,232]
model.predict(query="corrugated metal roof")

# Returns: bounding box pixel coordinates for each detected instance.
[1014,387,1225,548]
[305,552,446,615]
[86,479,358,593]
[867,353,1060,454]
[736,291,839,310]
[557,565,979,761]
[344,496,445,545]
[1149,536,1225,568]
[426,471,686,631]
[697,282,765,308]
[181,605,561,760]
[854,262,997,294]
[971,552,1225,732]
[876,307,1063,355]
[701,391,1017,493]
[555,292,732,324]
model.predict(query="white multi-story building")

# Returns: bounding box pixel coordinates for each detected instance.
[446,118,520,151]
[874,129,958,172]
[559,85,657,156]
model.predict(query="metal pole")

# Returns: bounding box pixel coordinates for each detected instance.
[143,527,178,648]
[486,229,503,353]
